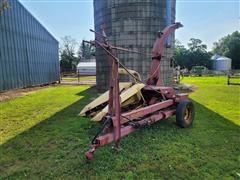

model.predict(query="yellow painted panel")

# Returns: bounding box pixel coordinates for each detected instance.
[91,83,145,121]
[79,82,132,116]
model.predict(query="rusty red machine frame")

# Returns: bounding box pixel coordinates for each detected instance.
[84,22,195,160]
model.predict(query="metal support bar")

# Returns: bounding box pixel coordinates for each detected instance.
[113,99,174,124]
[85,109,176,159]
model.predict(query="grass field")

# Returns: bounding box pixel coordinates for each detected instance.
[61,76,96,82]
[182,76,240,125]
[0,77,239,179]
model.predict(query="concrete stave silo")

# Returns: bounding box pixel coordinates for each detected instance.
[94,0,176,92]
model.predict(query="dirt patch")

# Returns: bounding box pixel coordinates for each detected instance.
[0,85,55,102]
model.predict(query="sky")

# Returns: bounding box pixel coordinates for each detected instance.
[19,0,240,51]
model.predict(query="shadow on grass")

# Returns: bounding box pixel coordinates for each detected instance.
[0,89,239,179]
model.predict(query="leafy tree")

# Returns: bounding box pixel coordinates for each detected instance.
[187,38,210,69]
[60,36,79,72]
[77,41,95,61]
[0,0,10,16]
[212,31,240,69]
[174,40,190,69]
[60,50,79,72]
[60,36,77,56]
[188,38,207,52]
[174,39,211,70]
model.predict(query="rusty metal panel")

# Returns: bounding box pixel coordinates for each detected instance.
[0,0,59,91]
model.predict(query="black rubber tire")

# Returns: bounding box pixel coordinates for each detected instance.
[176,100,195,128]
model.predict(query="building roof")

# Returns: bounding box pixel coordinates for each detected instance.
[77,62,96,68]
[216,57,231,61]
[211,54,231,61]
[211,54,221,60]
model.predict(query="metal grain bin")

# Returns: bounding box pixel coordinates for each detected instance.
[212,57,232,71]
[0,0,60,91]
[94,0,176,92]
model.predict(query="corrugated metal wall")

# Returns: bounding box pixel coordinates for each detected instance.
[94,0,176,92]
[0,0,60,91]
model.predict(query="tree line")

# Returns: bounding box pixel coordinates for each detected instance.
[2,1,239,71]
[60,36,95,72]
[174,31,240,70]
[60,31,239,72]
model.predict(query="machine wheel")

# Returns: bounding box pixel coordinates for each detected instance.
[176,100,195,128]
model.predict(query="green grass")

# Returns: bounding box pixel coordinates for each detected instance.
[0,85,91,145]
[182,76,240,125]
[62,76,96,81]
[0,78,239,179]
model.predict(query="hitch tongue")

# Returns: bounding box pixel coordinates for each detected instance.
[85,144,98,160]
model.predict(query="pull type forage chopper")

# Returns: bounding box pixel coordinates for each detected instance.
[80,22,195,160]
